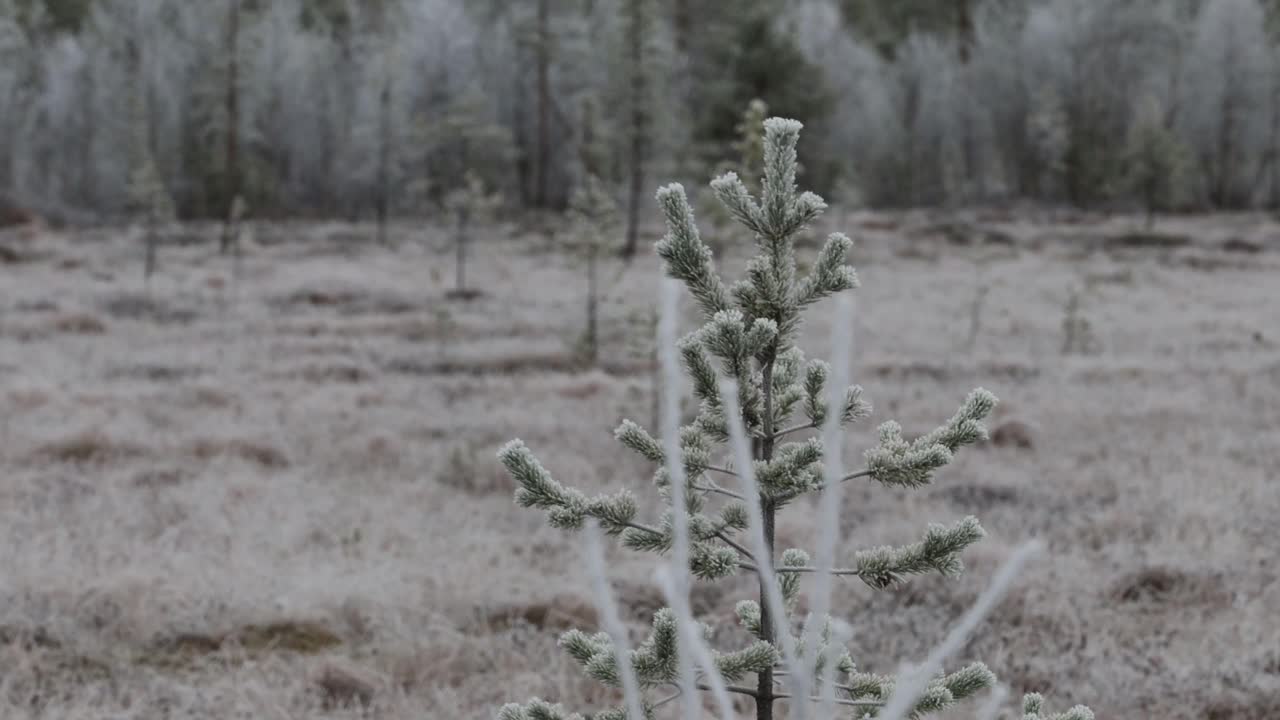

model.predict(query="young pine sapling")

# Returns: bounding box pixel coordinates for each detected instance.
[1123,96,1187,230]
[496,118,1094,720]
[444,171,500,301]
[566,174,618,367]
[125,38,174,286]
[701,98,769,257]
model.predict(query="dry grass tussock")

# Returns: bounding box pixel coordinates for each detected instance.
[0,215,1276,717]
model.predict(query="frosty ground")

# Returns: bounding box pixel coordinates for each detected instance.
[0,212,1276,719]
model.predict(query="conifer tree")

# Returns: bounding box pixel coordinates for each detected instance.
[566,173,617,366]
[496,118,1093,720]
[414,84,514,210]
[1123,96,1187,228]
[565,97,619,366]
[702,98,769,255]
[732,99,770,195]
[444,170,500,301]
[124,36,174,283]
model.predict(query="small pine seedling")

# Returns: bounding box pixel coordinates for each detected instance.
[444,171,501,301]
[565,173,619,367]
[1123,95,1187,230]
[496,118,1093,720]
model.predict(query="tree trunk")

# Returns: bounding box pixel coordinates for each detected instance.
[456,211,469,294]
[144,224,158,283]
[1270,66,1280,209]
[622,0,646,258]
[672,0,690,55]
[585,244,598,365]
[955,0,974,64]
[754,357,778,720]
[535,0,552,208]
[376,54,393,245]
[220,0,241,255]
[80,63,96,208]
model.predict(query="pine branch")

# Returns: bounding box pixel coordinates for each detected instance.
[738,516,986,588]
[692,481,744,501]
[772,693,883,709]
[774,422,816,439]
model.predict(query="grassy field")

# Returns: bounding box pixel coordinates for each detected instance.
[0,211,1277,718]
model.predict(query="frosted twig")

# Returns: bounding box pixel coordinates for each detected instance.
[659,278,699,720]
[797,293,854,715]
[582,521,645,720]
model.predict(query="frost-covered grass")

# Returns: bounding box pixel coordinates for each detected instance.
[0,212,1276,718]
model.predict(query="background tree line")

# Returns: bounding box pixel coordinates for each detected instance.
[4,0,1280,231]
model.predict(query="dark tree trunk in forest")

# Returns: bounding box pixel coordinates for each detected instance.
[456,210,469,294]
[220,0,241,255]
[535,0,552,208]
[622,0,647,259]
[673,0,690,55]
[585,243,598,365]
[1269,69,1280,209]
[955,0,974,63]
[376,56,393,245]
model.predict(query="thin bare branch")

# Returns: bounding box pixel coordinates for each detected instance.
[774,422,817,439]
[714,532,754,560]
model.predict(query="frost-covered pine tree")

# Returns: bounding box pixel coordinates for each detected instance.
[496,118,1093,720]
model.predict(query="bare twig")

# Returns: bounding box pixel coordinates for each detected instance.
[621,521,664,537]
[693,481,745,501]
[774,422,817,439]
[773,693,883,709]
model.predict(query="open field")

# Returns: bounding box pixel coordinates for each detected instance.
[0,212,1277,719]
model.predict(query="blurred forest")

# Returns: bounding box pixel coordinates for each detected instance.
[5,0,1280,228]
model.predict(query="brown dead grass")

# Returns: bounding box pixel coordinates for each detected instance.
[7,389,51,412]
[143,620,343,670]
[0,215,1276,718]
[1108,566,1232,610]
[29,431,147,466]
[51,313,106,335]
[315,661,378,708]
[187,438,290,469]
[384,352,583,377]
[479,594,599,633]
